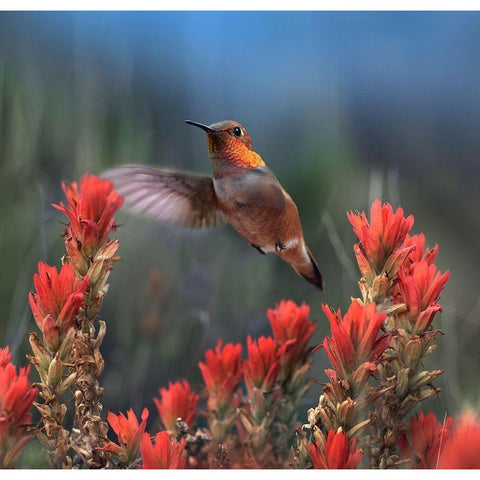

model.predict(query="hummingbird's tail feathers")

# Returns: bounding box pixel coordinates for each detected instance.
[102,165,227,229]
[294,245,324,291]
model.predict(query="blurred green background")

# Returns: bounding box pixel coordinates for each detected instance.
[1,11,479,467]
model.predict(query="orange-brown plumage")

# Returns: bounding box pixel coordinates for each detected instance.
[103,120,324,290]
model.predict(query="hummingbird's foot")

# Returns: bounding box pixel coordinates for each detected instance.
[250,243,266,255]
[275,240,286,252]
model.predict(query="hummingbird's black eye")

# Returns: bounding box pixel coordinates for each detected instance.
[232,126,243,137]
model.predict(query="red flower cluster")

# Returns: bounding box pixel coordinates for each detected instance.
[53,174,124,273]
[348,199,414,280]
[0,347,38,468]
[244,336,280,396]
[398,411,451,468]
[198,340,243,414]
[267,300,316,370]
[28,262,89,350]
[439,412,480,469]
[101,408,149,465]
[308,429,363,469]
[396,259,450,334]
[141,431,186,469]
[154,380,199,432]
[322,300,388,395]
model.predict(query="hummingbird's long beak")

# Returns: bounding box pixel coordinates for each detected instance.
[185,120,217,134]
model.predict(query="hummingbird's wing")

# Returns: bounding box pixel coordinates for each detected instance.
[103,165,226,228]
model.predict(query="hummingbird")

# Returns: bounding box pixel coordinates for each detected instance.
[103,120,324,290]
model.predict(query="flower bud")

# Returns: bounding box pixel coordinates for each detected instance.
[395,367,410,399]
[87,290,105,320]
[347,418,371,438]
[99,238,120,261]
[399,394,418,415]
[337,398,356,428]
[58,372,76,395]
[353,244,376,284]
[42,314,60,352]
[47,353,64,388]
[409,369,443,391]
[29,332,51,372]
[65,236,88,276]
[58,327,76,362]
[86,257,106,287]
[416,387,438,402]
[371,273,389,303]
[351,364,371,396]
[403,338,423,370]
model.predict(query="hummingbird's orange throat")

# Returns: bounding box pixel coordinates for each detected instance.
[208,135,265,169]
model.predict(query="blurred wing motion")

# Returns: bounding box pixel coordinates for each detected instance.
[103,165,226,228]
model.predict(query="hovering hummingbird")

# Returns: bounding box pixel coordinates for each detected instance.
[103,120,324,290]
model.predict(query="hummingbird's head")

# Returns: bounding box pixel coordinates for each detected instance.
[185,120,265,170]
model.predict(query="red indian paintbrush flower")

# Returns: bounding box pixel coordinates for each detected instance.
[0,355,38,468]
[347,199,414,280]
[198,340,242,414]
[244,336,280,396]
[396,260,450,334]
[154,380,199,432]
[53,174,124,270]
[322,300,388,381]
[101,408,149,465]
[403,233,438,269]
[308,429,363,469]
[439,412,480,469]
[267,300,316,369]
[398,411,451,469]
[28,262,89,350]
[141,431,186,469]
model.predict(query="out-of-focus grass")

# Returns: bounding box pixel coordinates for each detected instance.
[1,13,480,466]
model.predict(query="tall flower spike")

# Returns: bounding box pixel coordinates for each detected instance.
[141,431,186,469]
[267,300,316,369]
[398,411,451,469]
[198,340,242,415]
[28,262,89,349]
[154,380,199,433]
[308,429,363,469]
[101,408,149,466]
[0,358,38,468]
[439,412,480,469]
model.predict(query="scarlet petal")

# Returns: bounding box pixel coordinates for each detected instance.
[0,355,38,467]
[439,412,480,469]
[141,432,186,469]
[308,429,362,469]
[198,340,242,413]
[42,314,60,350]
[104,408,149,465]
[399,411,451,469]
[53,174,124,257]
[244,336,280,394]
[154,380,199,432]
[267,300,315,369]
